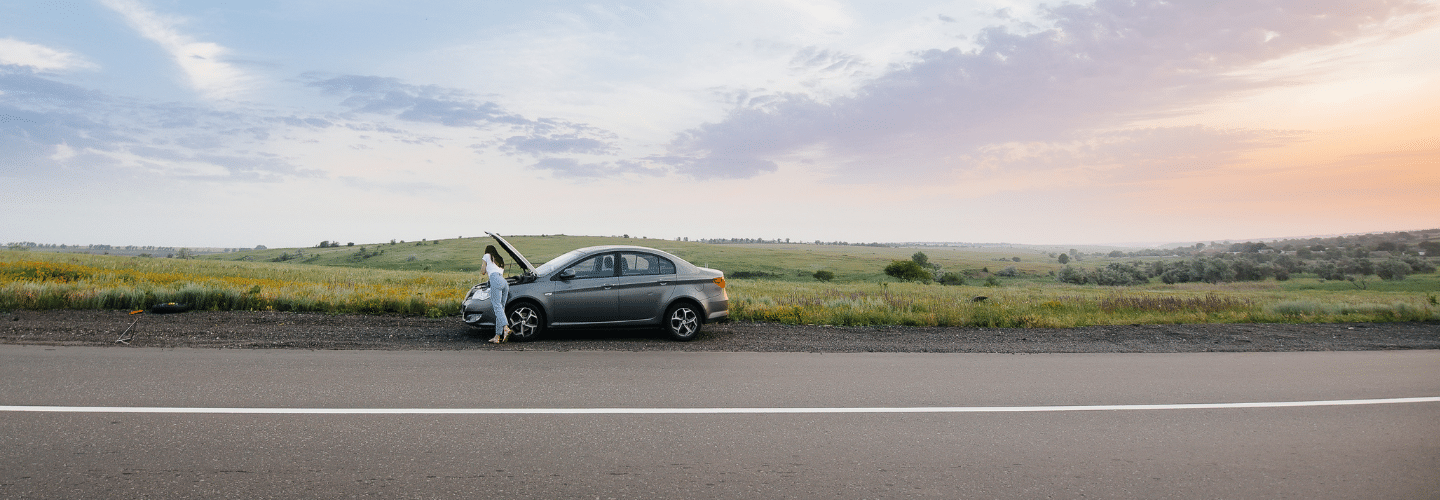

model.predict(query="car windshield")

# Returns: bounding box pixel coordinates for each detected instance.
[533,249,589,276]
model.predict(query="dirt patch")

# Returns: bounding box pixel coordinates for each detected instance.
[3,310,1437,353]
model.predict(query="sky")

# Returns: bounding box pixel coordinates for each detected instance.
[2,0,1438,249]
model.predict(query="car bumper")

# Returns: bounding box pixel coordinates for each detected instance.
[705,297,729,322]
[461,296,496,327]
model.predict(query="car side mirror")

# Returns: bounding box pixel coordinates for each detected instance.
[558,269,576,281]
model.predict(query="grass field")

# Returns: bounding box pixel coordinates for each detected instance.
[4,236,1438,327]
[194,235,1058,283]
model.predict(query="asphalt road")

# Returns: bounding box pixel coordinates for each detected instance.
[2,345,1437,498]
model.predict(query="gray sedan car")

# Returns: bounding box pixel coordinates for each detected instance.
[462,233,729,341]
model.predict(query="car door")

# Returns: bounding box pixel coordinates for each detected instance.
[613,252,677,321]
[546,252,619,325]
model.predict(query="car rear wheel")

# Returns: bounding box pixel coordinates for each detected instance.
[505,302,545,341]
[663,303,702,341]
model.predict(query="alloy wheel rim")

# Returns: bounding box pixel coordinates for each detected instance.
[511,307,539,336]
[671,308,697,336]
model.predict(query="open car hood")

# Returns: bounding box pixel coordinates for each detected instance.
[486,232,535,274]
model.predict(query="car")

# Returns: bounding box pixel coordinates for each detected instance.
[461,232,729,341]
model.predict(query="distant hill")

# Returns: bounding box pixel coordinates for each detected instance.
[181,234,1059,283]
[2,242,246,258]
[10,227,1435,283]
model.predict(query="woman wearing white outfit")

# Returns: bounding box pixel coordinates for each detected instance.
[482,245,512,343]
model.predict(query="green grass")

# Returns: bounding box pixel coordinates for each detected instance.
[200,235,1060,283]
[1,252,473,317]
[8,239,1439,327]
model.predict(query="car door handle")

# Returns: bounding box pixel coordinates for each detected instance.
[603,284,614,290]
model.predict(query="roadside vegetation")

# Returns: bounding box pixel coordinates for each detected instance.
[0,253,469,318]
[3,231,1438,327]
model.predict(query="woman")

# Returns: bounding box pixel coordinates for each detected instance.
[482,245,512,343]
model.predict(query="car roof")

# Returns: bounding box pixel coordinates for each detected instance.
[570,245,678,255]
[486,236,695,274]
[558,245,694,269]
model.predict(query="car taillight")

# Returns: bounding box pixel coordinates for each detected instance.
[713,277,726,289]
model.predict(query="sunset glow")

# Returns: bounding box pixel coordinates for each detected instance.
[2,1,1437,247]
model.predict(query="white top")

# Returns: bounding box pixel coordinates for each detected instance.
[482,253,503,276]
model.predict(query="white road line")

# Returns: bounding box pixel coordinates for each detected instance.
[3,397,1438,414]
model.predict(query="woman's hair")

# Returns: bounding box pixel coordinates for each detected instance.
[483,245,505,268]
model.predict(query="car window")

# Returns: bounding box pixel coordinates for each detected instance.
[620,252,675,276]
[535,249,587,276]
[564,253,616,279]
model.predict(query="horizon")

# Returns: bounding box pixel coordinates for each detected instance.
[4,1,1439,248]
[8,226,1438,253]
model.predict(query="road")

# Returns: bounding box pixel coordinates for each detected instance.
[2,345,1437,498]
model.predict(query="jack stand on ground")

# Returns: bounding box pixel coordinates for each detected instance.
[116,310,143,344]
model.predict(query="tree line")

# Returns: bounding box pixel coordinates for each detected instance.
[1057,253,1435,286]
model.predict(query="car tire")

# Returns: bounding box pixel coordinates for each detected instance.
[505,302,545,342]
[663,302,702,341]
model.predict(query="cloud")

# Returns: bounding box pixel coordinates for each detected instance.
[502,134,614,155]
[99,0,252,99]
[959,126,1302,183]
[530,158,664,178]
[0,68,319,183]
[0,38,97,72]
[308,73,634,175]
[0,70,101,103]
[664,0,1435,180]
[308,75,532,128]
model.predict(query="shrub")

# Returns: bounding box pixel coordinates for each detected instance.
[938,272,965,286]
[995,266,1019,277]
[1057,265,1086,284]
[1056,263,1148,286]
[911,251,929,267]
[884,260,931,282]
[1375,260,1411,281]
[1402,256,1435,273]
[812,270,835,282]
[1312,261,1347,281]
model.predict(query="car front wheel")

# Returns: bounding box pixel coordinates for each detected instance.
[505,302,545,341]
[663,303,702,341]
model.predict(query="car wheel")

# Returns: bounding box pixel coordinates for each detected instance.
[505,302,545,341]
[663,303,702,341]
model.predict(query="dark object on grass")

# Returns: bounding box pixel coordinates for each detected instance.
[150,302,192,314]
[972,296,988,302]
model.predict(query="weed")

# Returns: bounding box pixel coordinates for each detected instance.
[1099,294,1251,314]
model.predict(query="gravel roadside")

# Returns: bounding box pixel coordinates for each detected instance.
[3,309,1438,353]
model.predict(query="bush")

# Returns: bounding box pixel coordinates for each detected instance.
[1375,260,1411,281]
[1312,261,1347,281]
[1056,263,1148,286]
[938,272,965,286]
[884,260,931,282]
[1402,256,1435,273]
[911,252,929,267]
[812,270,835,282]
